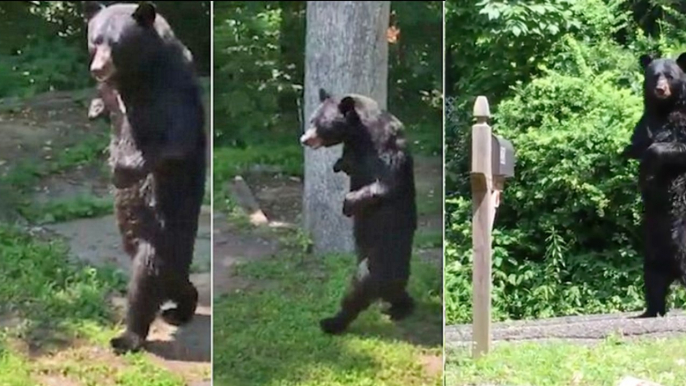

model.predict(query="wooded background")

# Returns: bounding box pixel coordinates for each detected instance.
[213,1,443,151]
[0,1,210,99]
[445,0,686,324]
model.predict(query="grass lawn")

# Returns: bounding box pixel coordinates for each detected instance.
[0,226,193,386]
[212,228,443,386]
[446,335,686,386]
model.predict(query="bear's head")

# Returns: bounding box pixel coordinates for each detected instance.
[300,88,385,150]
[84,1,175,84]
[640,52,686,106]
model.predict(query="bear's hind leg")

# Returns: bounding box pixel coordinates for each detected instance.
[111,241,163,355]
[380,280,415,321]
[379,231,415,321]
[161,278,198,326]
[638,262,674,318]
[320,258,378,335]
[159,222,199,326]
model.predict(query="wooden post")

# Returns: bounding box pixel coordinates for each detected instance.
[471,96,493,358]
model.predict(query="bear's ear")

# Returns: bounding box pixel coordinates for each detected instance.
[132,2,157,28]
[83,1,104,22]
[338,96,356,116]
[318,88,330,102]
[677,52,686,72]
[639,54,653,70]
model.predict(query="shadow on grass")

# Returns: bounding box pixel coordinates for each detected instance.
[146,313,212,363]
[324,254,443,349]
[348,299,443,348]
[212,250,442,386]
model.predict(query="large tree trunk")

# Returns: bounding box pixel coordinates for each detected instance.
[302,1,390,255]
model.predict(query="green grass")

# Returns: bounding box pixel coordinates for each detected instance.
[213,142,303,181]
[3,131,109,192]
[212,143,303,213]
[212,230,443,386]
[414,229,443,249]
[406,122,442,158]
[0,225,189,385]
[446,335,686,386]
[18,194,113,224]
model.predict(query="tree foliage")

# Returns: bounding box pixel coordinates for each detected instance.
[0,1,210,99]
[212,1,443,151]
[445,0,686,324]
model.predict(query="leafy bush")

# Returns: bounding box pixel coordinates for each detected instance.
[0,1,209,99]
[444,34,686,323]
[213,2,294,147]
[13,38,90,96]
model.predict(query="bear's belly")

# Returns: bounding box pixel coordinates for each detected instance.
[642,171,686,266]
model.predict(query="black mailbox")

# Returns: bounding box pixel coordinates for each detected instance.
[491,134,515,178]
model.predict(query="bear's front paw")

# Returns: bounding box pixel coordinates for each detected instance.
[333,158,344,173]
[112,168,141,189]
[342,194,356,217]
[621,144,636,159]
[333,157,352,174]
[643,143,666,168]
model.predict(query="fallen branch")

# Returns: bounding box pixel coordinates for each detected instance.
[228,176,269,226]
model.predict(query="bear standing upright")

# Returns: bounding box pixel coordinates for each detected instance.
[629,53,686,318]
[85,2,207,354]
[300,89,418,334]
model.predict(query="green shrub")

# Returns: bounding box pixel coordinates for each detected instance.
[445,39,686,323]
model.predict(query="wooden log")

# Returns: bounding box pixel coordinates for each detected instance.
[228,176,269,226]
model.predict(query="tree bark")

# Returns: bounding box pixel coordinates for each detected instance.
[303,1,390,255]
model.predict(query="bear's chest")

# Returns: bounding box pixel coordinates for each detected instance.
[348,153,388,191]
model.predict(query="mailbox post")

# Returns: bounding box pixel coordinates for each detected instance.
[470,96,516,359]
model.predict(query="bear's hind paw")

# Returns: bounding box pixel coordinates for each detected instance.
[110,331,145,355]
[161,307,195,326]
[319,317,349,335]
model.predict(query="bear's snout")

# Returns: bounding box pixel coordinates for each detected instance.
[90,45,116,82]
[300,127,323,149]
[655,78,672,98]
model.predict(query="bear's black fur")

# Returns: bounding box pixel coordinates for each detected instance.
[629,53,686,317]
[300,88,418,334]
[85,1,206,354]
[623,53,686,159]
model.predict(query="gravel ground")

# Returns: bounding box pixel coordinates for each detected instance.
[446,310,686,349]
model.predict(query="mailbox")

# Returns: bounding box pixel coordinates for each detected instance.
[491,134,515,178]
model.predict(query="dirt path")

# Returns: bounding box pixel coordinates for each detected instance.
[446,310,686,350]
[213,153,443,296]
[0,89,211,385]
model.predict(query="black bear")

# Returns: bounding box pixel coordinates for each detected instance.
[85,2,207,354]
[629,53,686,318]
[85,1,193,122]
[623,53,686,159]
[300,89,418,334]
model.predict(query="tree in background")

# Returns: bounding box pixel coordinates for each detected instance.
[0,1,210,98]
[212,1,442,153]
[302,1,390,255]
